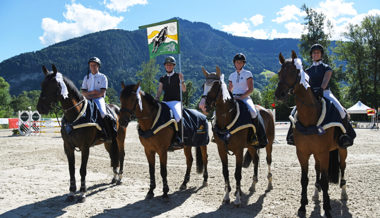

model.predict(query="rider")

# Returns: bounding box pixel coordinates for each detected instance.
[81,57,116,143]
[286,44,356,148]
[228,53,268,148]
[155,56,186,148]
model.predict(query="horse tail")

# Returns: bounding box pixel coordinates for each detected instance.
[196,146,203,174]
[328,149,340,184]
[243,150,252,168]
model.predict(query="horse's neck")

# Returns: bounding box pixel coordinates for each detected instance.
[215,98,236,129]
[136,95,156,131]
[294,85,321,126]
[60,85,84,122]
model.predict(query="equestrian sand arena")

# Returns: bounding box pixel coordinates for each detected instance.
[0,122,379,217]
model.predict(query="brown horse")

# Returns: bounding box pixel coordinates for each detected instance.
[202,67,275,206]
[37,65,126,203]
[119,82,208,200]
[275,51,348,217]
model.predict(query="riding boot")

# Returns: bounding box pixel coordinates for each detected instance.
[252,113,268,148]
[286,124,295,145]
[103,115,116,143]
[168,121,184,151]
[339,115,356,148]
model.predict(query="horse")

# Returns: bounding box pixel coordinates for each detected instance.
[152,26,168,53]
[36,65,126,203]
[202,67,275,207]
[274,51,348,217]
[118,82,208,200]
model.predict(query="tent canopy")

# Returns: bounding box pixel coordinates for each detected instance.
[347,101,372,114]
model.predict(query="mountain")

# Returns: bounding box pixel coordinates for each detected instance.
[0,18,300,96]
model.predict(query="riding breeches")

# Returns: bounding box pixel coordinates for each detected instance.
[164,101,182,122]
[93,97,107,118]
[239,96,258,118]
[323,89,346,119]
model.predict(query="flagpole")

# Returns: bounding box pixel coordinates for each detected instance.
[179,53,184,143]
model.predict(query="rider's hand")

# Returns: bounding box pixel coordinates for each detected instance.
[178,72,184,81]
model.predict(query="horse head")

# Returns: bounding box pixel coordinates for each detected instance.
[119,81,141,127]
[275,50,300,101]
[37,64,64,114]
[202,66,227,112]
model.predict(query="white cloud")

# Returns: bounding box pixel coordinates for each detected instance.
[39,3,123,45]
[270,22,305,39]
[272,5,305,23]
[104,0,148,12]
[221,21,270,39]
[317,0,357,19]
[249,14,264,26]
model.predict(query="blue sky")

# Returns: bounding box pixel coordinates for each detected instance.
[0,0,379,62]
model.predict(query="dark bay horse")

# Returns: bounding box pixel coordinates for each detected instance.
[119,82,208,200]
[37,65,126,203]
[275,51,348,217]
[203,67,275,206]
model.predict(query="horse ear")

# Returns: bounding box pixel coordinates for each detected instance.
[134,81,141,91]
[121,81,125,89]
[51,64,58,76]
[42,65,49,76]
[279,53,285,65]
[291,50,297,60]
[202,67,208,77]
[216,66,221,77]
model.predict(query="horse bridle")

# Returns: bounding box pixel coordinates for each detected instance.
[278,65,300,96]
[205,80,234,117]
[120,92,154,123]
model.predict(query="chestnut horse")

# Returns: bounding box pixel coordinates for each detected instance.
[203,67,275,206]
[275,51,348,217]
[37,65,126,203]
[119,82,208,200]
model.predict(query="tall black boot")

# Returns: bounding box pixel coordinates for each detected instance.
[286,124,295,145]
[339,115,356,148]
[103,115,117,143]
[168,121,184,151]
[252,113,268,148]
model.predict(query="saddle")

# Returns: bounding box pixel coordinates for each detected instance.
[212,100,256,145]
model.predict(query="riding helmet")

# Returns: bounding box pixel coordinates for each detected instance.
[164,56,176,65]
[310,44,324,56]
[88,57,101,67]
[233,53,246,63]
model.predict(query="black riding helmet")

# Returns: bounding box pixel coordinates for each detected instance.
[88,57,101,67]
[310,44,324,57]
[233,53,246,63]
[163,56,176,65]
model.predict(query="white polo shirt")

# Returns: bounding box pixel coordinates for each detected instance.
[228,69,253,95]
[81,72,108,95]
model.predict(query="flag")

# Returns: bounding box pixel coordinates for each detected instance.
[139,19,180,59]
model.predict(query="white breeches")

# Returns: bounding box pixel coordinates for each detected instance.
[323,89,346,118]
[164,101,182,122]
[241,96,258,118]
[94,97,107,118]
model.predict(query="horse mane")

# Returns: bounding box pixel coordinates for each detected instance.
[63,76,83,101]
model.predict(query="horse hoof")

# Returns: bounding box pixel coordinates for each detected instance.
[322,210,332,218]
[145,192,154,200]
[341,192,348,201]
[266,183,273,191]
[111,178,117,184]
[162,194,169,202]
[222,199,230,205]
[116,180,122,185]
[234,202,241,208]
[297,207,306,217]
[249,186,256,192]
[179,184,186,190]
[77,196,86,203]
[202,181,208,187]
[65,195,75,202]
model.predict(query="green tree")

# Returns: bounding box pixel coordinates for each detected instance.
[0,77,12,117]
[250,89,262,105]
[136,58,159,96]
[106,87,119,105]
[183,80,195,107]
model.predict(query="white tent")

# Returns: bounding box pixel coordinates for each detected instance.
[347,101,372,114]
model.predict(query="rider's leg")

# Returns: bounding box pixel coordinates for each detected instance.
[164,101,183,150]
[242,97,268,148]
[94,98,114,142]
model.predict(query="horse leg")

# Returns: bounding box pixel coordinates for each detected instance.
[233,150,243,207]
[145,149,156,199]
[201,146,208,187]
[266,144,273,191]
[218,144,231,204]
[339,148,348,200]
[297,150,310,216]
[312,155,321,201]
[319,153,332,218]
[180,146,193,190]
[64,143,76,202]
[105,142,118,184]
[158,151,169,200]
[248,148,259,192]
[77,147,90,203]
